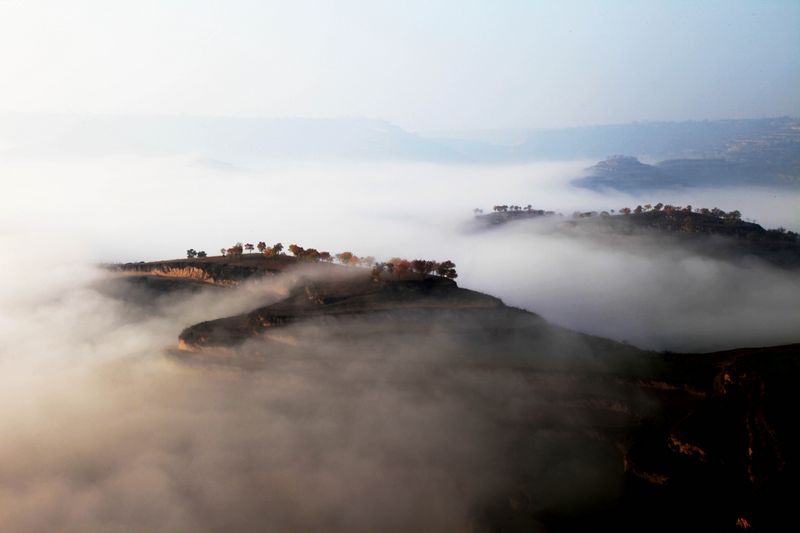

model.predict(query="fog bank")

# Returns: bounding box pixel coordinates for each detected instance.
[2,154,798,351]
[0,246,628,531]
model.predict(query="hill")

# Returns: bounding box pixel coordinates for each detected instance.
[574,153,799,191]
[426,116,800,163]
[108,254,800,531]
[4,114,798,169]
[475,205,800,269]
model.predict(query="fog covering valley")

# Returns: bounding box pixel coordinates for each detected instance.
[1,235,655,531]
[2,142,799,352]
[4,0,800,528]
[0,113,798,533]
[2,134,799,528]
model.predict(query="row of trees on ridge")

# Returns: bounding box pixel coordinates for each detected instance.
[189,241,458,279]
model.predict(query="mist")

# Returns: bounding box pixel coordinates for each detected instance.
[1,242,641,531]
[2,149,799,352]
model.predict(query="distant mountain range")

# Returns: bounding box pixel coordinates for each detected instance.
[0,114,460,162]
[1,114,798,181]
[426,116,800,162]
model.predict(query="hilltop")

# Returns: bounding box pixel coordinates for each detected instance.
[574,153,800,191]
[474,204,800,268]
[106,251,800,531]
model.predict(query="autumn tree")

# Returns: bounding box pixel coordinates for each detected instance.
[257,241,267,254]
[393,259,412,276]
[336,251,353,264]
[288,244,305,257]
[270,243,284,256]
[319,251,332,262]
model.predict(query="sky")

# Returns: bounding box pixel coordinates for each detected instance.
[0,0,798,131]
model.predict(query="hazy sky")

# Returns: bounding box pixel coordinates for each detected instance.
[0,0,798,130]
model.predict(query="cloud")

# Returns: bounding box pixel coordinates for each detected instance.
[2,140,798,528]
[2,151,798,353]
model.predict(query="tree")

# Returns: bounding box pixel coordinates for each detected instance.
[371,263,385,281]
[288,244,305,257]
[197,251,207,258]
[245,243,255,253]
[319,251,332,262]
[220,248,227,257]
[394,259,412,276]
[726,210,742,222]
[271,242,284,256]
[436,260,457,279]
[186,249,197,259]
[228,243,243,257]
[620,207,631,215]
[336,251,353,264]
[473,208,484,215]
[304,248,320,261]
[257,241,267,254]
[362,256,376,267]
[411,259,435,275]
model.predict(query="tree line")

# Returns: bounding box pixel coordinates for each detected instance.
[186,241,458,280]
[477,203,745,221]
